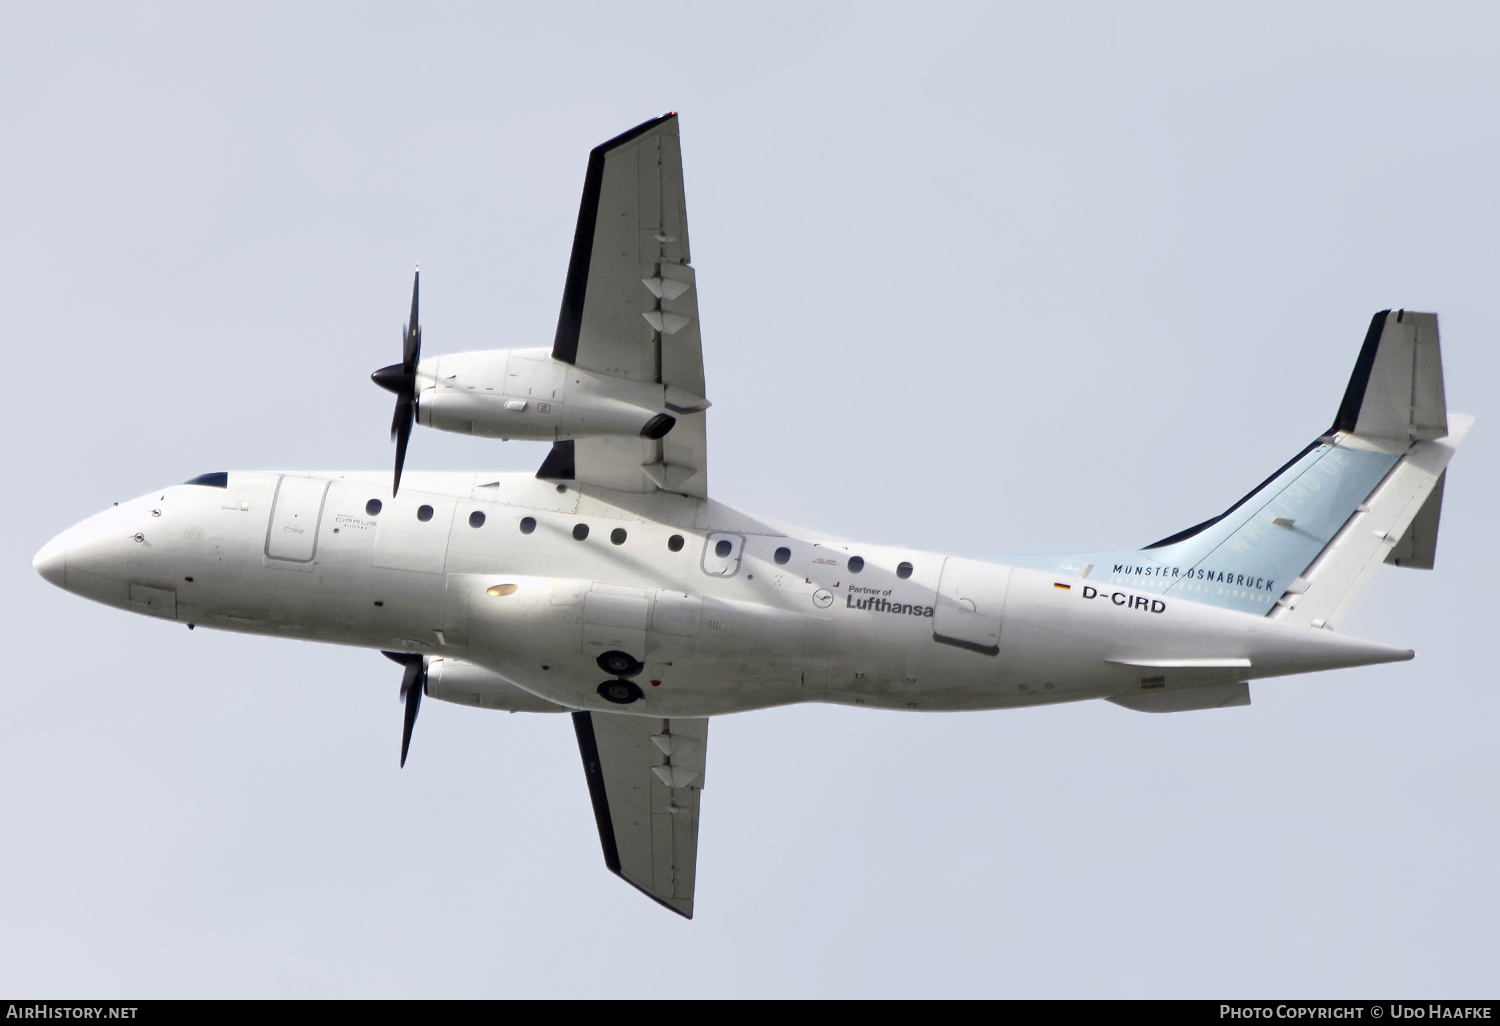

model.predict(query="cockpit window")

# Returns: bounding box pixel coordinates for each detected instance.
[184,472,228,488]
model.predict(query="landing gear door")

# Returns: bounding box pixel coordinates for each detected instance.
[584,583,650,657]
[700,533,745,578]
[932,557,1012,656]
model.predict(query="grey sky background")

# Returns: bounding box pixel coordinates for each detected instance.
[3,1,1497,997]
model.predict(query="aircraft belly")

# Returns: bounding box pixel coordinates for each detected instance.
[458,573,814,715]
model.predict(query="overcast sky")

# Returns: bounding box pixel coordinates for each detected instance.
[4,1,1497,998]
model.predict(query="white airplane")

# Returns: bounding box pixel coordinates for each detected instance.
[33,113,1470,919]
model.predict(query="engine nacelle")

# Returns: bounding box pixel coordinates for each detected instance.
[424,655,571,713]
[414,347,708,442]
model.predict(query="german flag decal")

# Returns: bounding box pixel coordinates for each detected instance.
[1054,582,1071,591]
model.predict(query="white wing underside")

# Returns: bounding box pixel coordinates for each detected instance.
[572,711,708,918]
[550,114,708,498]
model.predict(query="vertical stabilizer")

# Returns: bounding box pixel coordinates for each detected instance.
[1009,311,1469,625]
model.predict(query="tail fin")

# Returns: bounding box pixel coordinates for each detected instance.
[1143,310,1466,624]
[1044,312,1468,623]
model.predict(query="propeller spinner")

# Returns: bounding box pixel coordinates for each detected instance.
[382,650,426,768]
[371,268,422,496]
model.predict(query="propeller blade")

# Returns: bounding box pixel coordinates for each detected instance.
[403,269,421,372]
[399,662,423,768]
[373,267,423,497]
[391,397,412,497]
[382,651,425,768]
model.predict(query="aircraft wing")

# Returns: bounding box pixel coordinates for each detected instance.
[571,711,708,918]
[547,113,708,498]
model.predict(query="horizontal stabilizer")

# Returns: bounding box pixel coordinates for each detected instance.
[1269,417,1469,630]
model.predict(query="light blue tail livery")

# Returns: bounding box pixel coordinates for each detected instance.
[1007,311,1463,617]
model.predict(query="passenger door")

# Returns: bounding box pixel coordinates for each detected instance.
[265,475,330,565]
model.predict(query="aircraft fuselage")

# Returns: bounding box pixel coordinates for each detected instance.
[34,471,1410,718]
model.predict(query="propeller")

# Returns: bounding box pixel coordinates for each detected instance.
[382,650,425,768]
[371,268,422,496]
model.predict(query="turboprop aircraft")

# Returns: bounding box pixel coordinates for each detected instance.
[32,113,1470,919]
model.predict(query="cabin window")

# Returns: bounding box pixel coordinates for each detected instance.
[897,561,913,580]
[417,505,434,522]
[668,535,685,552]
[519,516,536,534]
[365,499,382,516]
[573,523,589,541]
[610,528,627,545]
[715,539,733,558]
[848,556,865,573]
[774,546,791,565]
[469,511,486,528]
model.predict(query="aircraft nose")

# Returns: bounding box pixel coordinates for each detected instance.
[33,535,68,589]
[34,503,140,597]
